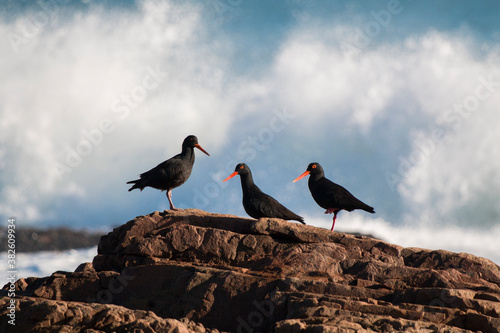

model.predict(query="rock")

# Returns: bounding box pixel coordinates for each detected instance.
[0,296,220,333]
[1,209,499,332]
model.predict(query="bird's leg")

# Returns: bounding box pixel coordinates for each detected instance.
[166,189,180,211]
[324,208,339,231]
[331,210,338,231]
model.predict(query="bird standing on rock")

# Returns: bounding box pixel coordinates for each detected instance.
[293,162,374,231]
[127,135,210,210]
[223,163,305,224]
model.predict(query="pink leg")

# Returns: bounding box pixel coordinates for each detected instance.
[331,211,338,231]
[167,189,180,211]
[324,208,340,231]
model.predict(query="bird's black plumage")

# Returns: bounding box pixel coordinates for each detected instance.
[127,135,209,210]
[294,162,374,231]
[224,163,305,224]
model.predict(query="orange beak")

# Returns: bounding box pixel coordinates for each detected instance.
[194,144,210,156]
[293,170,310,182]
[222,171,238,182]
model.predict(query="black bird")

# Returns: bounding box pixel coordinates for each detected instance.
[223,163,305,224]
[293,162,374,231]
[127,135,210,210]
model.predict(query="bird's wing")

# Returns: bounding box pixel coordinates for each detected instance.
[139,156,183,180]
[315,178,363,209]
[256,193,283,215]
[253,192,302,220]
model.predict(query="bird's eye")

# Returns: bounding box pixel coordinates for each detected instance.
[240,165,244,169]
[312,165,317,169]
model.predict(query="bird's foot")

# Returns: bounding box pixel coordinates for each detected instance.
[169,207,182,211]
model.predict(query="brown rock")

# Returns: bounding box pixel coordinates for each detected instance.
[1,209,499,332]
[0,296,221,333]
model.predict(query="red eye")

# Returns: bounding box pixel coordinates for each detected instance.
[312,165,316,169]
[240,165,244,169]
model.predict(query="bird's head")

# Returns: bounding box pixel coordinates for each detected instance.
[183,135,210,156]
[223,163,251,182]
[293,162,323,182]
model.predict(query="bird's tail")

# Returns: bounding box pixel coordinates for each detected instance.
[127,179,143,192]
[297,216,306,224]
[364,205,375,214]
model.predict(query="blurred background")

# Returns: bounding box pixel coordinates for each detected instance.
[1,0,499,279]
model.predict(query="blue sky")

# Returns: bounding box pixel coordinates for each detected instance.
[1,0,500,261]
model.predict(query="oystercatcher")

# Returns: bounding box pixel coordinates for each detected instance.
[127,135,210,210]
[224,163,305,223]
[293,162,374,231]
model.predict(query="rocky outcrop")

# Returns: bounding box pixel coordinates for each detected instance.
[2,209,500,332]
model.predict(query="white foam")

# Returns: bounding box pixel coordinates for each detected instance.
[1,247,97,285]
